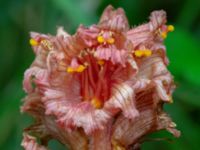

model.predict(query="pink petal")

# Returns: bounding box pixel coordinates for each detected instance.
[105,83,139,119]
[99,5,129,32]
[127,10,166,47]
[21,134,48,150]
[56,102,111,135]
[89,120,112,150]
[23,67,49,93]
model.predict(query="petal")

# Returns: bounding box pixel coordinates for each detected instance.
[112,110,156,147]
[127,10,166,47]
[105,82,139,119]
[99,5,129,32]
[112,111,180,147]
[149,10,167,31]
[56,26,70,38]
[56,102,111,135]
[21,133,48,150]
[23,67,49,93]
[89,120,112,150]
[21,93,45,117]
[136,55,173,102]
[95,46,111,60]
[76,25,99,47]
[52,34,84,64]
[157,113,181,138]
[127,23,153,48]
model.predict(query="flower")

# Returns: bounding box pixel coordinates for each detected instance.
[21,5,180,150]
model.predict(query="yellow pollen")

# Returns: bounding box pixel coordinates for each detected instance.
[167,25,175,32]
[134,50,143,57]
[67,65,86,73]
[107,38,115,44]
[66,67,74,73]
[97,36,105,44]
[161,32,167,39]
[97,60,105,66]
[76,65,86,72]
[134,49,152,57]
[91,98,102,109]
[29,39,38,46]
[143,49,152,57]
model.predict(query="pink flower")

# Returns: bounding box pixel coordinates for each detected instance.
[21,5,180,150]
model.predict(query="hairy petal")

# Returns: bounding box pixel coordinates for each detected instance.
[105,82,139,119]
[21,134,48,150]
[23,67,49,93]
[99,5,129,32]
[127,10,166,47]
[53,102,110,135]
[89,120,112,150]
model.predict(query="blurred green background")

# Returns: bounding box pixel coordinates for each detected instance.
[0,0,200,149]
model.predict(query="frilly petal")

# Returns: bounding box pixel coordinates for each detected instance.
[56,27,70,38]
[105,82,139,119]
[99,5,129,32]
[149,10,167,31]
[21,93,45,117]
[95,46,128,66]
[127,10,166,47]
[89,120,112,150]
[23,67,49,93]
[21,133,48,150]
[55,102,111,135]
[136,55,173,102]
[76,25,99,47]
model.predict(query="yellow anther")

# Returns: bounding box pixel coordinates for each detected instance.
[107,38,115,44]
[29,39,38,46]
[134,49,152,57]
[91,98,102,109]
[161,32,167,39]
[167,25,175,32]
[97,60,105,66]
[67,65,86,73]
[143,49,152,57]
[134,50,144,57]
[66,67,74,73]
[97,36,105,44]
[76,65,86,72]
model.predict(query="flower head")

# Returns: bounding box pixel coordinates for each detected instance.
[21,5,180,150]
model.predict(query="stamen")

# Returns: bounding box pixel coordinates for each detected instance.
[66,65,86,73]
[97,36,105,44]
[66,67,74,73]
[91,97,102,109]
[76,65,86,72]
[161,32,167,39]
[167,25,175,32]
[143,49,152,57]
[134,50,143,57]
[107,38,115,44]
[97,60,105,66]
[29,39,38,46]
[134,49,152,57]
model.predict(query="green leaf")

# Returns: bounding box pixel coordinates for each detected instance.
[166,27,200,86]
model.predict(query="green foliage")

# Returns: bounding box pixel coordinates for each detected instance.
[0,0,200,149]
